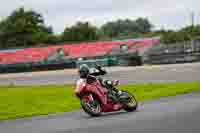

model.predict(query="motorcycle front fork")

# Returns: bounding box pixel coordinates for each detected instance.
[108,91,119,103]
[83,94,94,103]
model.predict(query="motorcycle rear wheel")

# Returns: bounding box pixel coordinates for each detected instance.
[81,95,101,117]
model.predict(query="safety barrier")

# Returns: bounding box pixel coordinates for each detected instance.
[0,60,76,73]
[144,40,200,64]
[76,53,142,68]
[76,57,119,68]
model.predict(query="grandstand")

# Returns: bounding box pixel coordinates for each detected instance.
[0,38,159,73]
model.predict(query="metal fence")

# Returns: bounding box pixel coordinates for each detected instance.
[143,40,200,64]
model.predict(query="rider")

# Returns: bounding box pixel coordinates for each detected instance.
[75,64,121,102]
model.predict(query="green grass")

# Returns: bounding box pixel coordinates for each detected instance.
[0,82,200,121]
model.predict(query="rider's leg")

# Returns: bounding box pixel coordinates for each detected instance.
[100,79,122,102]
[102,79,121,94]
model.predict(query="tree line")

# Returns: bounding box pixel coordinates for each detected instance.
[0,7,200,49]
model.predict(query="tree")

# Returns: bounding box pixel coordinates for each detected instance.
[100,18,153,39]
[62,22,99,42]
[180,25,200,39]
[0,7,53,48]
[160,25,200,44]
[135,18,153,33]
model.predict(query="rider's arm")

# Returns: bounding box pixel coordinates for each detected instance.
[75,79,85,96]
[89,65,107,76]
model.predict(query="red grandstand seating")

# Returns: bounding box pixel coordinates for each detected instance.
[0,38,159,64]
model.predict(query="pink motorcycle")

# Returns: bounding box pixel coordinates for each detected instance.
[75,75,138,116]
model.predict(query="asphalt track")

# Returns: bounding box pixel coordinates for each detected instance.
[0,93,200,133]
[0,62,200,85]
[1,63,200,133]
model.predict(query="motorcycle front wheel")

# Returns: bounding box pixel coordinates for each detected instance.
[122,91,138,112]
[81,95,101,117]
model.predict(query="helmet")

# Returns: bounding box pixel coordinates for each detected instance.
[78,64,90,78]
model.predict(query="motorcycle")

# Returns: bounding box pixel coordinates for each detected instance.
[75,75,138,116]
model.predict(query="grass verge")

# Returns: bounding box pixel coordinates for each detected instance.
[0,82,200,121]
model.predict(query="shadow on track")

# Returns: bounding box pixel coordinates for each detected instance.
[81,109,140,120]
